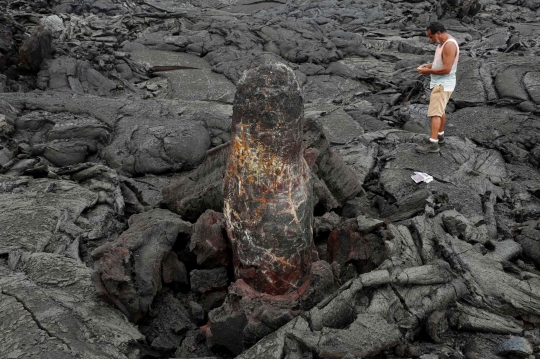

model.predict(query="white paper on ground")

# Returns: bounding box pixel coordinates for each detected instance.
[411,172,433,183]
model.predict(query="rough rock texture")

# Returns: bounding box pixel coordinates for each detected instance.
[1,252,143,359]
[162,143,230,221]
[302,118,365,206]
[190,210,230,269]
[2,0,540,358]
[223,63,315,295]
[1,92,225,176]
[163,116,364,221]
[0,176,98,254]
[204,260,337,355]
[92,209,192,322]
[18,26,52,71]
[138,292,197,352]
[327,217,389,282]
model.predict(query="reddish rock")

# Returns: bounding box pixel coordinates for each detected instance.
[327,218,389,280]
[205,261,336,354]
[162,251,188,287]
[92,209,192,323]
[223,62,316,295]
[190,210,230,268]
[19,27,52,71]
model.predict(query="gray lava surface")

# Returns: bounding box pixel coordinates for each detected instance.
[1,0,540,358]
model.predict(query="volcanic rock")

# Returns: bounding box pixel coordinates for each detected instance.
[0,252,143,359]
[223,63,315,295]
[2,0,540,359]
[162,251,188,288]
[91,208,192,322]
[139,293,196,352]
[190,267,229,294]
[496,336,534,358]
[190,210,230,269]
[326,217,389,281]
[0,176,98,254]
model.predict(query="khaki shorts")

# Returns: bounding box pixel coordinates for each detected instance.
[427,84,452,117]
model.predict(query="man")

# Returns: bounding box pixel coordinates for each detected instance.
[416,22,459,154]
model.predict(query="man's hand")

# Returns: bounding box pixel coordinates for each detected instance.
[416,63,432,74]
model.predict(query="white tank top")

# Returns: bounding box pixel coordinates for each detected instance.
[430,36,459,92]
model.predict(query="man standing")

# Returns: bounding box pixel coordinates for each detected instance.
[415,22,459,154]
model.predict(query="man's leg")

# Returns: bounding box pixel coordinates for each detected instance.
[417,86,442,153]
[437,113,446,144]
[439,113,446,133]
[416,115,441,153]
[430,116,441,140]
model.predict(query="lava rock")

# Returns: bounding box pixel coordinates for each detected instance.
[327,218,389,280]
[190,210,230,269]
[139,293,195,352]
[206,304,248,355]
[18,27,52,70]
[174,329,215,358]
[91,209,192,322]
[496,336,533,358]
[0,253,143,358]
[190,267,229,293]
[223,62,315,295]
[162,251,188,288]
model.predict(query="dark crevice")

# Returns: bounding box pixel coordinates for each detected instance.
[389,284,413,316]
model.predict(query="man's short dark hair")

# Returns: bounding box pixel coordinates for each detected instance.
[427,22,446,34]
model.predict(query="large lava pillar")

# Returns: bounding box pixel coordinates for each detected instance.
[223,63,315,295]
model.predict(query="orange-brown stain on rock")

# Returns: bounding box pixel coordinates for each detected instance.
[223,63,315,295]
